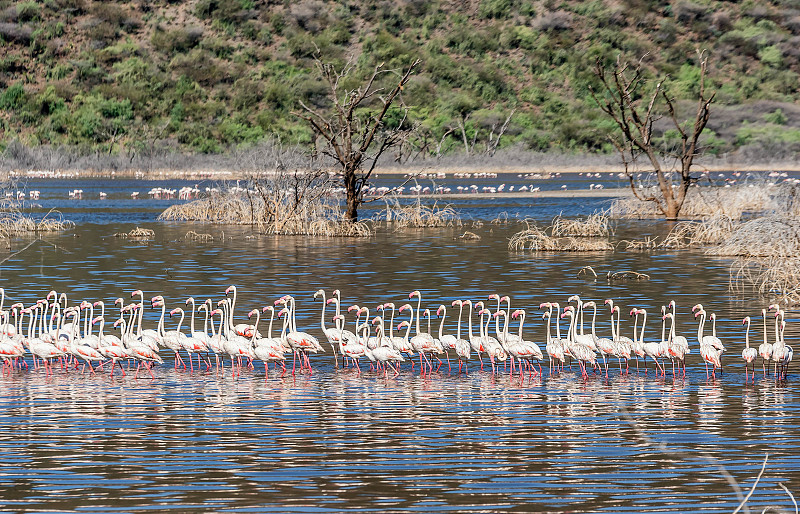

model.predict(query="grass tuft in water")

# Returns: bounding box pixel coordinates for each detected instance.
[509,213,613,252]
[379,197,462,228]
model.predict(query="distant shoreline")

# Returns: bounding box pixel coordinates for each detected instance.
[7,162,800,180]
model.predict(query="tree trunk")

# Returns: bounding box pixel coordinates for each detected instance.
[344,167,359,222]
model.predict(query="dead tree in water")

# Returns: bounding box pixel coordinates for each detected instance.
[590,52,715,220]
[293,56,421,222]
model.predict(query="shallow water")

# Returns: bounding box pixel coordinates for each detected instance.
[0,180,797,512]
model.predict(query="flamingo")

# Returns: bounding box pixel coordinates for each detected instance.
[449,300,471,373]
[771,309,786,378]
[464,300,486,368]
[695,309,722,379]
[479,307,506,374]
[24,306,65,375]
[226,285,259,337]
[113,317,163,378]
[65,309,103,373]
[154,300,185,369]
[541,308,564,374]
[173,307,209,372]
[314,289,340,365]
[741,316,757,382]
[367,316,405,377]
[509,309,544,377]
[436,304,458,372]
[561,307,595,378]
[636,309,664,376]
[93,316,129,377]
[248,308,286,376]
[663,313,687,377]
[333,314,367,372]
[757,308,773,376]
[585,301,615,376]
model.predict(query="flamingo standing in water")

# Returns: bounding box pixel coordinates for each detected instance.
[634,308,663,376]
[367,316,405,377]
[757,308,773,376]
[771,309,786,378]
[741,316,757,382]
[540,307,564,374]
[509,309,544,377]
[314,289,340,366]
[695,309,722,379]
[248,308,286,377]
[407,291,437,374]
[113,317,163,378]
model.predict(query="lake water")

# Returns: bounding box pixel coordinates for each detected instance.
[0,177,797,512]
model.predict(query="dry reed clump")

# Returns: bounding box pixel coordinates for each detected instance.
[509,213,613,252]
[115,227,155,238]
[184,230,213,241]
[551,211,610,237]
[609,182,779,220]
[159,181,373,237]
[707,216,800,304]
[509,223,613,252]
[0,210,74,238]
[729,257,800,305]
[660,213,737,248]
[706,216,800,257]
[458,231,481,240]
[380,198,462,228]
[617,236,661,251]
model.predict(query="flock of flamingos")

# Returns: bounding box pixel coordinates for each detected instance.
[0,286,793,381]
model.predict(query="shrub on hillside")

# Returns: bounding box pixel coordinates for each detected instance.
[151,26,204,54]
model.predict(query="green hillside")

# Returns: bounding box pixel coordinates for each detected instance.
[0,0,799,161]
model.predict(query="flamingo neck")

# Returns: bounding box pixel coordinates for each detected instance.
[189,300,197,333]
[639,311,647,344]
[415,295,422,334]
[745,320,750,348]
[319,293,327,332]
[250,312,260,343]
[455,303,463,340]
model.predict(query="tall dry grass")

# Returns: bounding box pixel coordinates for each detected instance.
[509,212,614,252]
[697,216,800,304]
[1,172,73,239]
[378,198,462,228]
[551,211,610,237]
[610,179,782,220]
[159,173,372,237]
[660,213,737,248]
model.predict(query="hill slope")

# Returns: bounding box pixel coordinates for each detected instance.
[0,0,799,162]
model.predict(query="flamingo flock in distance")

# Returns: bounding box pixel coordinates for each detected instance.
[0,287,793,382]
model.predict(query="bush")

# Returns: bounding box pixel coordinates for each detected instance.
[151,25,204,54]
[15,1,40,22]
[0,21,32,43]
[170,50,227,85]
[532,10,573,31]
[0,83,25,110]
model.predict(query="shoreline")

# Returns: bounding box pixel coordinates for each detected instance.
[6,163,800,180]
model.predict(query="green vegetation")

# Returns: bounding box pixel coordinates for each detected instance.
[0,0,799,161]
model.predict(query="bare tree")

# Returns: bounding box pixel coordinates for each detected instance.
[590,51,715,220]
[292,56,421,222]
